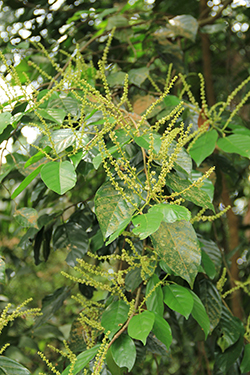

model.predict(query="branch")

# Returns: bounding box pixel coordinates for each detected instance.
[198,0,234,27]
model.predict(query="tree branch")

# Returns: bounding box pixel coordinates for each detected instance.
[198,0,234,27]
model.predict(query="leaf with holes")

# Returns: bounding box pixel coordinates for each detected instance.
[95,182,139,240]
[151,221,200,287]
[41,161,77,195]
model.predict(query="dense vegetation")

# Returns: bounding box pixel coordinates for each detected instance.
[1,0,250,374]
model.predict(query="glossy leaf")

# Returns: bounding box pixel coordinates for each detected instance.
[11,165,43,199]
[217,134,250,158]
[166,173,214,211]
[0,357,30,375]
[134,133,161,154]
[152,313,172,349]
[41,161,77,195]
[199,279,222,331]
[151,221,201,287]
[217,305,243,352]
[53,221,89,266]
[168,15,198,42]
[146,274,164,317]
[111,334,136,371]
[132,211,163,239]
[0,112,11,134]
[50,129,77,154]
[215,335,244,373]
[168,141,193,175]
[105,217,131,245]
[150,203,191,223]
[128,310,155,345]
[201,250,216,279]
[61,344,101,375]
[24,146,52,168]
[189,129,218,166]
[37,108,66,125]
[107,71,127,87]
[125,267,142,292]
[198,237,222,274]
[163,284,194,319]
[14,207,38,228]
[101,300,129,339]
[95,182,139,240]
[189,290,210,339]
[240,344,250,373]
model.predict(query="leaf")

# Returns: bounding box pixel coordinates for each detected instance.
[0,258,5,284]
[128,67,150,87]
[168,15,198,42]
[201,250,216,279]
[128,311,155,345]
[107,15,128,29]
[217,305,243,352]
[49,129,77,154]
[132,211,163,240]
[189,290,210,339]
[151,221,201,287]
[198,237,222,275]
[0,112,12,134]
[217,134,250,158]
[105,217,131,245]
[166,173,214,211]
[61,344,101,375]
[240,344,250,372]
[125,268,142,292]
[101,300,129,339]
[134,133,162,154]
[146,274,164,317]
[189,130,218,166]
[215,335,244,373]
[41,161,77,195]
[163,284,193,319]
[35,287,71,328]
[133,95,156,115]
[53,221,89,266]
[111,334,136,371]
[0,357,30,375]
[152,313,172,349]
[95,182,139,240]
[14,207,38,228]
[24,146,51,168]
[150,203,191,223]
[169,142,192,175]
[199,279,222,331]
[11,165,43,199]
[37,108,66,125]
[107,72,127,87]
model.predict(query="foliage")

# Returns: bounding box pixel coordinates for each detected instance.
[1,1,250,375]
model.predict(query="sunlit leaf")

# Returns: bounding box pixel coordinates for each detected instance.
[11,165,43,199]
[217,134,250,158]
[0,112,11,134]
[61,344,101,375]
[163,284,193,319]
[41,161,77,195]
[128,311,155,345]
[189,130,218,166]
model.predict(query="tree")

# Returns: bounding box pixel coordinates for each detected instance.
[0,1,250,374]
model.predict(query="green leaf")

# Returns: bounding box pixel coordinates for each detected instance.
[150,203,191,223]
[125,268,143,293]
[11,165,43,199]
[70,151,83,168]
[128,67,150,87]
[189,290,210,339]
[190,171,214,202]
[134,133,161,154]
[198,237,222,275]
[215,335,244,373]
[24,146,52,168]
[217,134,250,158]
[37,108,66,125]
[132,211,163,239]
[163,284,194,319]
[53,222,89,266]
[41,161,77,195]
[61,344,101,375]
[128,310,155,345]
[199,279,222,331]
[0,258,5,284]
[0,112,12,134]
[166,173,214,211]
[95,182,139,240]
[101,300,129,339]
[105,217,131,245]
[240,344,250,372]
[217,305,243,352]
[189,130,218,166]
[49,129,77,154]
[152,313,172,349]
[107,15,128,29]
[151,221,201,287]
[146,274,164,317]
[201,250,216,279]
[0,357,30,375]
[14,207,38,228]
[170,143,192,175]
[167,15,198,42]
[107,71,127,87]
[111,334,136,371]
